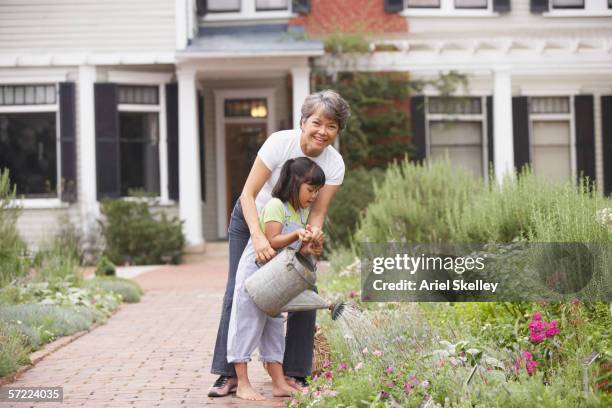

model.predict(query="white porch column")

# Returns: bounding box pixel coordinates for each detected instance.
[291,67,310,129]
[78,65,99,238]
[177,67,205,250]
[493,68,515,184]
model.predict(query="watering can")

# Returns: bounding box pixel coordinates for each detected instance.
[245,247,335,317]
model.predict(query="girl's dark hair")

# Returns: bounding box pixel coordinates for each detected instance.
[271,157,326,209]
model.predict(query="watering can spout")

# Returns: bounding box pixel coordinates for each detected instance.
[280,290,331,313]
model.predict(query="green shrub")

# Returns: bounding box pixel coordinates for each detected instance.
[32,245,81,285]
[0,169,29,287]
[325,167,385,248]
[0,320,31,377]
[95,256,116,277]
[99,198,185,265]
[85,277,143,303]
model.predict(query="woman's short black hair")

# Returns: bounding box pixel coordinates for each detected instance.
[271,157,326,209]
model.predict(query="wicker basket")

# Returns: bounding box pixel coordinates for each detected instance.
[311,326,331,377]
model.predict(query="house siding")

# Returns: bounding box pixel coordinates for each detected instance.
[0,0,175,56]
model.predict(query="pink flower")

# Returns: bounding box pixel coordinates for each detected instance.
[355,362,364,370]
[521,351,533,360]
[546,326,560,338]
[421,380,430,388]
[348,290,358,299]
[532,312,542,321]
[313,390,321,399]
[385,366,394,374]
[324,371,333,381]
[403,382,413,394]
[526,359,538,376]
[373,350,383,357]
[322,359,331,368]
[289,398,298,407]
[339,362,348,370]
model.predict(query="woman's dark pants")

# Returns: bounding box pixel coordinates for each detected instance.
[210,201,316,377]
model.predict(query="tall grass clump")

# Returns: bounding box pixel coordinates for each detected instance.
[355,159,481,244]
[0,169,29,287]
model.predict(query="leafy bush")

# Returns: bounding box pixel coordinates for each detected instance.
[325,167,385,248]
[0,320,31,377]
[84,277,143,303]
[95,255,116,277]
[99,198,185,265]
[0,169,29,287]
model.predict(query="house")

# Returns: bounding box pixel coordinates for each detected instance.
[0,0,610,252]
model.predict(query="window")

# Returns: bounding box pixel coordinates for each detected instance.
[202,0,292,19]
[0,85,58,199]
[426,97,487,178]
[117,85,161,197]
[529,97,573,183]
[548,0,612,14]
[224,98,268,118]
[405,0,493,13]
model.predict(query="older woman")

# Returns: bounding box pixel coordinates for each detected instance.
[208,90,350,397]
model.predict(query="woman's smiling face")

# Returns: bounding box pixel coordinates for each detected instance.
[300,107,340,156]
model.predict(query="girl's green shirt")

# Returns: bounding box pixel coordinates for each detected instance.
[259,198,309,232]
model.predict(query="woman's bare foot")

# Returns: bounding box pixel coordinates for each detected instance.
[272,381,299,397]
[236,384,265,401]
[285,376,306,392]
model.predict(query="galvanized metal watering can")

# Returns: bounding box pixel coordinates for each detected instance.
[245,247,333,317]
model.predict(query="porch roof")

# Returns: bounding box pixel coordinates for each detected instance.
[180,24,323,58]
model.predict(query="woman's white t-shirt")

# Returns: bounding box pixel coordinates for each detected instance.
[255,128,345,212]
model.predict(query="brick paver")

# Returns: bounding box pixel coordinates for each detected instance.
[0,243,290,407]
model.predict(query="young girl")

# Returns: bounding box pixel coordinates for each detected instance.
[226,157,325,401]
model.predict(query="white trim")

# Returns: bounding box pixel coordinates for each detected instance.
[214,88,276,238]
[177,50,324,59]
[176,0,188,50]
[117,104,162,113]
[0,105,57,113]
[107,71,174,85]
[10,198,68,210]
[401,0,498,17]
[159,84,169,203]
[0,69,69,84]
[0,53,176,68]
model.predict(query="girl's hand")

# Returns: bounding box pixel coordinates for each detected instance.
[307,225,325,246]
[297,228,310,243]
[253,233,276,263]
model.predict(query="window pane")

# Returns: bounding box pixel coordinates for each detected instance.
[455,0,488,8]
[0,112,57,198]
[224,98,268,118]
[207,0,240,11]
[119,112,160,196]
[429,121,483,177]
[407,0,441,7]
[428,97,482,114]
[552,0,584,8]
[531,121,571,183]
[0,85,56,105]
[118,86,159,105]
[530,97,570,114]
[256,0,289,10]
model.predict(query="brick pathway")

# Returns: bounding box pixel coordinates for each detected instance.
[1,243,290,407]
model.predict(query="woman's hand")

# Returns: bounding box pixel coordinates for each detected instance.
[253,233,276,263]
[306,225,325,246]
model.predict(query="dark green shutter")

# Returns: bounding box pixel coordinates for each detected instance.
[512,96,530,171]
[574,95,595,186]
[198,93,206,202]
[531,0,549,13]
[410,96,426,163]
[197,0,207,16]
[59,82,77,202]
[94,83,120,199]
[292,0,311,14]
[384,0,404,13]
[493,0,511,12]
[486,96,494,172]
[166,83,179,201]
[602,96,612,196]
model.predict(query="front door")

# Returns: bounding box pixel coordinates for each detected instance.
[225,123,267,223]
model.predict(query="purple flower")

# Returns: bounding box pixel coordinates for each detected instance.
[403,382,413,394]
[339,362,348,370]
[385,366,394,374]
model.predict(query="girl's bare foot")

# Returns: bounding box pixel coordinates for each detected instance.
[272,381,299,397]
[236,384,265,401]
